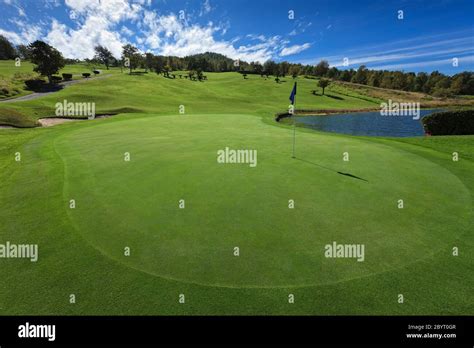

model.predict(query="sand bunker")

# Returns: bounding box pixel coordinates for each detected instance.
[38,118,84,127]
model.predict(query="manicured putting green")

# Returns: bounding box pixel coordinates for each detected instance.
[55,114,470,287]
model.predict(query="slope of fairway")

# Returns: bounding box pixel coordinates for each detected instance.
[1,69,381,127]
[52,114,471,288]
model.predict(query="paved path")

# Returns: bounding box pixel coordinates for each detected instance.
[0,74,112,103]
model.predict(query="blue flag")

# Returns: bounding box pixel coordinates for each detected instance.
[289,82,297,105]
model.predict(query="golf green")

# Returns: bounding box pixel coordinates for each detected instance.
[50,113,471,288]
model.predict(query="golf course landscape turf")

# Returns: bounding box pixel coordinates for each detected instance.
[0,64,473,315]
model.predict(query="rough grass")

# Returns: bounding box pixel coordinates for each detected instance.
[334,80,474,108]
[0,107,37,127]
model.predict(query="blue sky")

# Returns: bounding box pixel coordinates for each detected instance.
[0,0,473,74]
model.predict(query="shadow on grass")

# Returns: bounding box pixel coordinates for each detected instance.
[25,83,65,93]
[294,157,368,182]
[326,94,345,100]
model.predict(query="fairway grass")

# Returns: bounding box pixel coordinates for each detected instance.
[0,113,472,315]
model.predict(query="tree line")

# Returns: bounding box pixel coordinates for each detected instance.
[1,35,473,96]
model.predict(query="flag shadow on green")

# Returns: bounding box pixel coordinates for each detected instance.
[294,157,368,182]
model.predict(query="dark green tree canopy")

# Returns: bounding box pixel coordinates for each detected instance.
[94,45,114,69]
[28,40,65,83]
[0,35,17,60]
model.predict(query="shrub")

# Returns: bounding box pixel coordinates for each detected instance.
[82,73,91,78]
[13,72,35,81]
[1,87,9,95]
[62,73,73,80]
[422,109,474,135]
[25,79,46,91]
[51,75,62,83]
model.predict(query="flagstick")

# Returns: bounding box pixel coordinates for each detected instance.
[292,95,296,159]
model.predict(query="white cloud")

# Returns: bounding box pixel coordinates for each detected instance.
[0,0,307,63]
[44,0,144,58]
[46,17,125,58]
[199,0,212,16]
[44,0,61,8]
[65,0,142,22]
[370,55,474,70]
[280,43,311,56]
[17,6,25,17]
[138,12,285,62]
[121,26,134,36]
[1,18,42,44]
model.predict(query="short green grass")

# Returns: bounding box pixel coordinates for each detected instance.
[0,64,472,315]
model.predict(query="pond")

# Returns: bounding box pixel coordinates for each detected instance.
[294,109,442,137]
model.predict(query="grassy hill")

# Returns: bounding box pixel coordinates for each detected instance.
[1,60,473,128]
[0,64,382,127]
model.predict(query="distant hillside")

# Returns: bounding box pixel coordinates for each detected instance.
[331,80,474,108]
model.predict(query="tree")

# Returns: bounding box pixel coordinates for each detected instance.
[163,65,172,77]
[16,44,32,60]
[28,40,65,84]
[143,53,154,72]
[0,35,17,60]
[94,45,114,70]
[380,72,393,89]
[367,71,381,87]
[314,60,330,77]
[196,68,204,81]
[152,55,165,74]
[251,62,263,75]
[263,60,277,76]
[318,78,330,95]
[279,61,290,77]
[289,65,301,79]
[327,67,339,79]
[340,70,352,82]
[121,44,141,74]
[352,65,368,85]
[414,72,428,92]
[85,58,101,71]
[391,71,407,90]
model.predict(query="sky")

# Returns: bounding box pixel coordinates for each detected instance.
[0,0,473,74]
